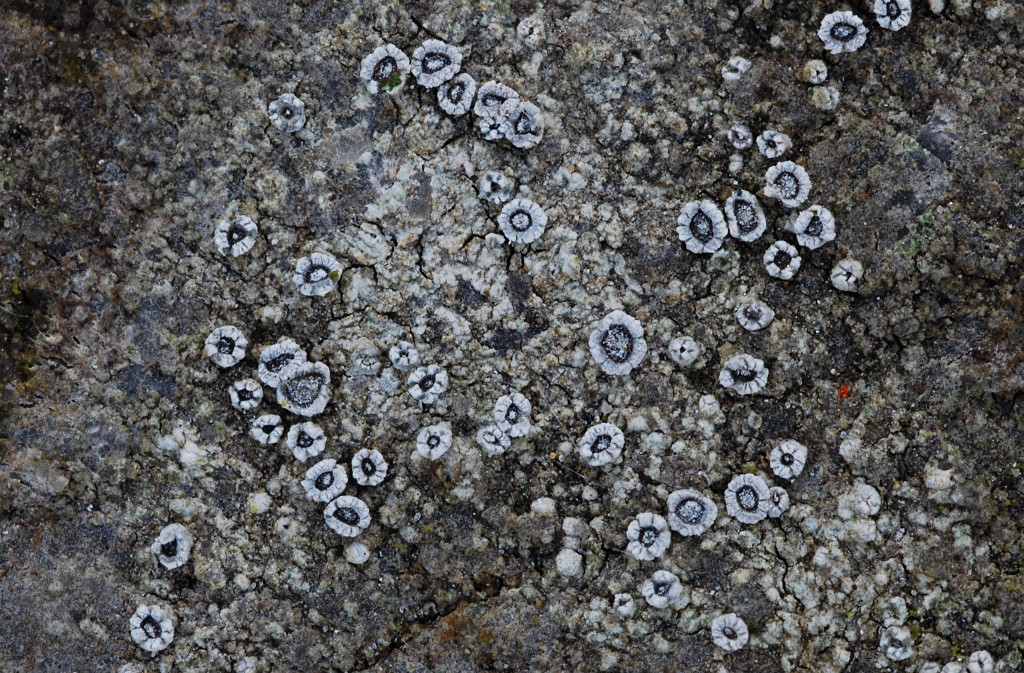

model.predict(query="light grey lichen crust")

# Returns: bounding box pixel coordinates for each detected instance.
[3,3,1018,672]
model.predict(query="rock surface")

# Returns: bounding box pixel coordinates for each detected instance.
[1,1,1022,672]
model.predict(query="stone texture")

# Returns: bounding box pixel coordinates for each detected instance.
[1,1,1023,672]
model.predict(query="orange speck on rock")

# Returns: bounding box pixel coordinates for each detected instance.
[837,384,851,399]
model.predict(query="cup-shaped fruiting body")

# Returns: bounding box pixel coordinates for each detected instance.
[277,362,332,417]
[302,458,347,502]
[880,625,914,661]
[505,100,545,149]
[729,123,753,150]
[294,252,342,297]
[411,39,462,88]
[818,11,869,54]
[767,486,790,518]
[477,424,511,456]
[268,93,306,133]
[416,423,452,460]
[968,651,995,673]
[613,593,636,617]
[517,15,546,47]
[360,43,411,94]
[735,299,775,332]
[438,72,476,116]
[719,354,769,395]
[478,171,514,204]
[204,325,247,368]
[589,310,647,376]
[799,59,829,84]
[721,56,751,82]
[258,338,308,388]
[130,604,174,653]
[494,392,532,437]
[351,346,382,377]
[831,258,864,292]
[251,414,284,445]
[214,215,258,257]
[677,200,728,254]
[498,198,548,244]
[229,378,263,411]
[352,448,388,486]
[474,81,521,118]
[626,512,672,561]
[875,0,912,31]
[324,495,371,537]
[764,161,812,209]
[407,364,449,404]
[711,613,749,651]
[151,523,193,570]
[725,190,767,242]
[763,240,802,280]
[770,439,807,479]
[793,205,836,249]
[286,422,326,462]
[756,130,792,159]
[668,336,701,367]
[725,473,771,524]
[578,422,625,467]
[641,570,683,609]
[666,489,718,536]
[388,341,420,371]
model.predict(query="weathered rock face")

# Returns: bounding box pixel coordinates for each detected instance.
[1,1,1022,672]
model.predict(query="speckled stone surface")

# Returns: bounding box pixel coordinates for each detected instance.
[1,1,1023,672]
